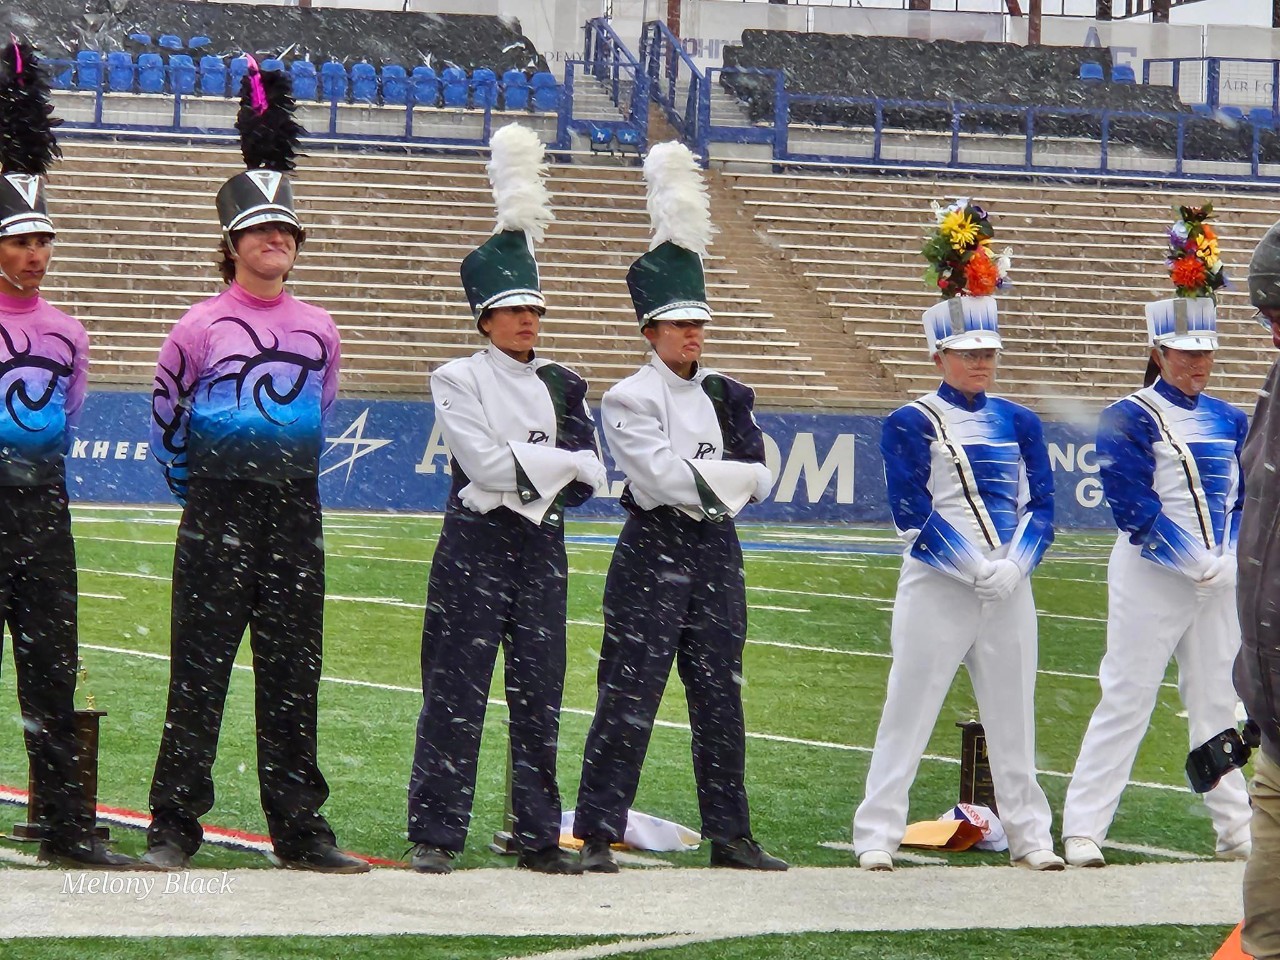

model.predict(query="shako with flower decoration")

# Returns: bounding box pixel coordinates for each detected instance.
[1165,204,1226,301]
[919,198,1012,356]
[1145,203,1225,354]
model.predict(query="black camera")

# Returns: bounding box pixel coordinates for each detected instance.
[1186,721,1261,794]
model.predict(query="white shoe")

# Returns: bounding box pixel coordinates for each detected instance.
[858,850,894,872]
[1015,848,1066,871]
[1063,836,1106,868]
[1216,839,1252,861]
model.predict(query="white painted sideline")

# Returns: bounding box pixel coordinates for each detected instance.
[0,862,1244,940]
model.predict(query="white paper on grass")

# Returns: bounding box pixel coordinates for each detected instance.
[939,802,1008,852]
[561,809,701,852]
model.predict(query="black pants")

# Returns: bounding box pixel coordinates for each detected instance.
[0,485,91,845]
[147,478,335,858]
[407,506,568,853]
[574,506,752,845]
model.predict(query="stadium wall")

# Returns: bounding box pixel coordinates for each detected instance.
[75,391,1112,528]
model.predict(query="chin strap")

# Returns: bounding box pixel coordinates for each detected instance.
[0,266,25,291]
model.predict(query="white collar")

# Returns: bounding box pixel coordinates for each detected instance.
[648,353,703,390]
[485,346,537,375]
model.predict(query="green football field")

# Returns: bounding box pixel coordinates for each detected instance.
[0,506,1240,957]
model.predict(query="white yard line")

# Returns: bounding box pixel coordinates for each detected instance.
[74,643,1190,795]
[1103,840,1208,862]
[500,934,723,960]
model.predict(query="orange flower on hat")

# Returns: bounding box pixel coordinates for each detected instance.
[1170,254,1207,292]
[965,250,999,296]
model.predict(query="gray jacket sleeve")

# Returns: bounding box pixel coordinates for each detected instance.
[1236,358,1280,763]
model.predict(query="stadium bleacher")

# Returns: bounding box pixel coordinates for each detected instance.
[42,140,842,406]
[719,31,1201,155]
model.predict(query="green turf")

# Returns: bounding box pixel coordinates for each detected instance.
[0,926,1232,960]
[0,509,1231,871]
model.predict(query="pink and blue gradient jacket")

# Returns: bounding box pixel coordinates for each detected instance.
[0,290,88,487]
[150,283,341,502]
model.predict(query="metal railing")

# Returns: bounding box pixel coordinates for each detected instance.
[1145,56,1280,113]
[699,68,1280,183]
[638,20,706,149]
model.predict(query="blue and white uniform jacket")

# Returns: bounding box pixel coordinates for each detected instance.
[882,382,1055,583]
[1097,378,1246,578]
[603,355,771,522]
[430,347,599,528]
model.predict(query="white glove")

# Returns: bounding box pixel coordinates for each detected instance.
[459,484,503,514]
[1197,555,1238,594]
[974,558,1022,603]
[572,450,609,497]
[750,462,774,502]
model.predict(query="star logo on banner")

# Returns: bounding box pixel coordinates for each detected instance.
[320,409,392,484]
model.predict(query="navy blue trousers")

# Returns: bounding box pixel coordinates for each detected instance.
[148,478,335,859]
[407,505,568,853]
[0,485,92,845]
[574,506,752,844]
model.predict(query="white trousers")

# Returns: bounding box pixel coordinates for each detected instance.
[853,557,1055,860]
[1061,537,1251,851]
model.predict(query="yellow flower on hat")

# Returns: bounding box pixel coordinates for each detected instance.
[1196,233,1220,264]
[939,209,979,250]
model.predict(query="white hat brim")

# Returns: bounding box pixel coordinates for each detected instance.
[1158,335,1218,351]
[935,331,1002,355]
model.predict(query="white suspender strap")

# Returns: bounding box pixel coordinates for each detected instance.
[912,396,998,549]
[1129,391,1214,550]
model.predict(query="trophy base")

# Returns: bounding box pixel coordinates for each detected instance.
[8,822,110,843]
[489,830,519,856]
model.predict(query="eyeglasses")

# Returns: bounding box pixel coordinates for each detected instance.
[944,350,999,366]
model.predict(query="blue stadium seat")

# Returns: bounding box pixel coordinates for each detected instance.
[106,51,134,93]
[615,125,642,155]
[321,61,348,102]
[137,53,165,93]
[261,58,284,74]
[351,62,378,103]
[229,56,250,96]
[169,54,196,95]
[199,55,226,96]
[128,33,152,46]
[291,61,318,101]
[381,65,408,105]
[502,69,528,110]
[1078,62,1103,83]
[158,34,182,51]
[531,71,559,112]
[189,36,211,51]
[411,66,439,106]
[75,50,102,90]
[587,122,613,155]
[442,66,468,107]
[472,67,497,109]
[1250,107,1277,128]
[1111,64,1136,84]
[48,59,73,90]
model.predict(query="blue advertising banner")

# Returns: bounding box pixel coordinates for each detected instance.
[69,392,1113,529]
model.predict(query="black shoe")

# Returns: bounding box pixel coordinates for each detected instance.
[518,845,583,875]
[275,844,371,874]
[579,837,620,874]
[139,841,191,871]
[409,843,456,875]
[710,837,789,871]
[39,838,137,870]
